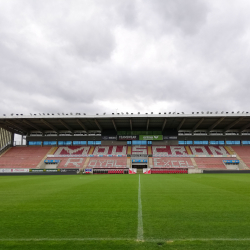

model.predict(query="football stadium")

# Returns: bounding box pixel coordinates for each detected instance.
[1,112,250,249]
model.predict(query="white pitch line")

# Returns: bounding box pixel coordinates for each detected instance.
[137,174,143,241]
[1,238,250,242]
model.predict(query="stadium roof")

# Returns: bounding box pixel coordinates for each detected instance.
[1,113,250,135]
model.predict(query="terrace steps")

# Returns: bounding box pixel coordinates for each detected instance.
[37,147,55,169]
[0,147,11,158]
[185,146,198,168]
[229,146,249,170]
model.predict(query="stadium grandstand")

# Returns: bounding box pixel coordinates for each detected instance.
[0,112,250,174]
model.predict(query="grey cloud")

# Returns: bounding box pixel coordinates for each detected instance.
[0,0,250,117]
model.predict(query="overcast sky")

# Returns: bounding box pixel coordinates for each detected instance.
[0,0,250,115]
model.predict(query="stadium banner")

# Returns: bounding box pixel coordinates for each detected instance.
[163,136,178,140]
[101,136,117,140]
[132,159,147,163]
[118,135,139,140]
[143,168,151,174]
[85,168,93,174]
[0,169,30,173]
[139,135,163,140]
[60,169,79,173]
[129,168,137,174]
[12,169,29,173]
[29,169,46,172]
[0,169,13,173]
[44,169,60,173]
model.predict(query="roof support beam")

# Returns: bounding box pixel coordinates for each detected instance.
[40,119,58,133]
[76,119,88,133]
[207,117,225,132]
[192,118,204,132]
[240,122,250,132]
[22,120,44,133]
[4,120,28,134]
[162,118,167,131]
[58,119,74,133]
[0,123,22,134]
[146,119,150,131]
[112,119,117,131]
[95,119,102,131]
[177,118,186,131]
[223,117,244,132]
[130,119,132,131]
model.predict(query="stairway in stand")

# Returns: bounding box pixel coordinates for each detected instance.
[137,169,143,174]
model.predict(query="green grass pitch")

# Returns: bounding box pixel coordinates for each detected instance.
[1,174,250,249]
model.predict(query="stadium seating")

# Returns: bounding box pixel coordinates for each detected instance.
[189,146,230,156]
[152,157,193,168]
[0,146,52,168]
[195,158,230,170]
[93,169,129,174]
[151,168,188,174]
[132,145,148,155]
[53,145,127,156]
[46,157,87,168]
[152,146,188,155]
[54,146,91,155]
[92,145,127,155]
[231,146,250,168]
[87,157,128,168]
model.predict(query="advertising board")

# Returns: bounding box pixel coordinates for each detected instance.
[139,135,163,140]
[101,136,117,140]
[163,136,178,140]
[118,135,139,140]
